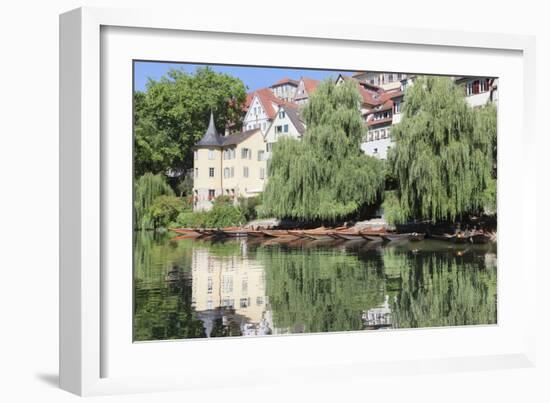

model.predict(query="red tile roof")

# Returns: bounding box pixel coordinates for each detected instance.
[303,77,320,93]
[271,77,299,87]
[248,88,294,120]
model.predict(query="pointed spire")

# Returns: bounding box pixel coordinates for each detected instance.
[206,111,218,136]
[195,111,222,147]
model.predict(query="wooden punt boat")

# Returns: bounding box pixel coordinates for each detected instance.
[287,230,307,237]
[169,228,202,237]
[332,230,365,241]
[220,229,249,237]
[246,230,267,237]
[300,228,336,240]
[361,234,384,242]
[261,229,292,237]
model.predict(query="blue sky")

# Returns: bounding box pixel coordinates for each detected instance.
[134,61,352,93]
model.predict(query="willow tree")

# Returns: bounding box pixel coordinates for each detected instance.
[261,80,385,221]
[134,173,175,230]
[385,76,497,223]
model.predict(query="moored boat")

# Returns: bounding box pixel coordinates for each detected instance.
[332,229,365,241]
[169,228,202,237]
[261,229,292,237]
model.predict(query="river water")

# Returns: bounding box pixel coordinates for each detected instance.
[134,232,497,341]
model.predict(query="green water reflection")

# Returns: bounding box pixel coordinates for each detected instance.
[134,233,497,341]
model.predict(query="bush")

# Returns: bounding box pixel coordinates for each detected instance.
[149,195,183,228]
[174,195,246,228]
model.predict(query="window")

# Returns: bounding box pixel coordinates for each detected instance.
[283,124,289,133]
[208,189,215,200]
[241,148,251,159]
[208,149,214,160]
[257,150,264,161]
[375,131,380,140]
[278,110,286,119]
[209,167,215,177]
[275,125,283,134]
[194,168,198,178]
[381,129,386,138]
[207,277,213,294]
[368,132,373,141]
[239,298,249,308]
[242,277,248,293]
[260,168,265,180]
[222,275,233,293]
[194,150,198,160]
[256,296,264,306]
[266,143,273,152]
[394,101,402,113]
[224,167,230,178]
[243,167,249,178]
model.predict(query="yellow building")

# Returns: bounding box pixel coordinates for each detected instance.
[193,113,268,211]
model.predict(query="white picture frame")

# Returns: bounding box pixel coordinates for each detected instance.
[60,6,537,396]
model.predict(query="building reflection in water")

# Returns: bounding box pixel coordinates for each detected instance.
[191,240,273,337]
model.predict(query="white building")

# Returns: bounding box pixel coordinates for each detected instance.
[243,88,288,134]
[454,77,499,107]
[293,77,320,105]
[264,104,306,158]
[270,77,298,102]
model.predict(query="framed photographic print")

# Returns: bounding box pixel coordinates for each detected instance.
[60,6,537,396]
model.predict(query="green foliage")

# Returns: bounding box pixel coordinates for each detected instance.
[134,173,175,230]
[134,67,246,176]
[238,195,261,221]
[381,190,407,225]
[149,195,184,229]
[383,248,497,328]
[387,77,497,223]
[261,80,385,221]
[175,196,245,228]
[258,245,385,333]
[133,232,205,341]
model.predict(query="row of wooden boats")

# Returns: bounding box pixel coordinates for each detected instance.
[170,226,428,242]
[170,226,494,244]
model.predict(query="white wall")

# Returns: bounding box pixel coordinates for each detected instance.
[1,1,549,403]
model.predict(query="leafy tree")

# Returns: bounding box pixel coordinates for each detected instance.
[134,67,247,177]
[387,76,497,223]
[260,80,385,221]
[134,173,175,230]
[149,195,184,229]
